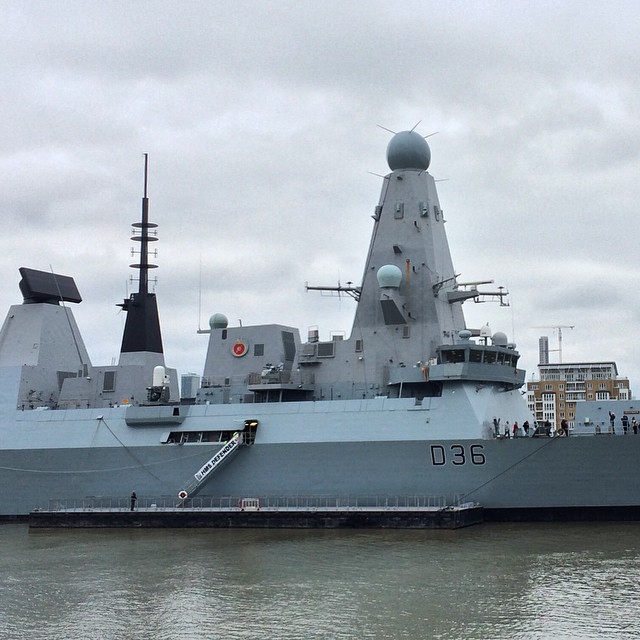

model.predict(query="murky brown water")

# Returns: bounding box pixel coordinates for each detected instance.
[1,522,638,639]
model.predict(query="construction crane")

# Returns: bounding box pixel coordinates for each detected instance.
[532,325,574,363]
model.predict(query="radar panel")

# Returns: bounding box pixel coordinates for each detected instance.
[18,267,82,304]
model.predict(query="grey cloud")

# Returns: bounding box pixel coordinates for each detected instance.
[2,0,640,392]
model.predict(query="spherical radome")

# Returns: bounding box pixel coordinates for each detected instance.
[377,264,403,288]
[387,130,431,171]
[492,331,508,347]
[209,313,229,329]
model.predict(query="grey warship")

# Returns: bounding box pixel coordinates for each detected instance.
[1,133,638,520]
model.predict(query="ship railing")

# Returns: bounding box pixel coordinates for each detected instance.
[42,493,469,512]
[200,374,249,388]
[246,371,293,385]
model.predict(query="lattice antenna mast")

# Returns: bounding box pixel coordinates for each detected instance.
[130,153,158,294]
[117,153,164,357]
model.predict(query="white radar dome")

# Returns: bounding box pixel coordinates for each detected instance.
[377,264,403,288]
[492,331,508,347]
[209,313,229,329]
[152,365,165,387]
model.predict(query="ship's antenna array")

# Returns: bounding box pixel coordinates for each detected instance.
[117,154,165,356]
[129,153,158,293]
[376,122,439,139]
[305,281,361,301]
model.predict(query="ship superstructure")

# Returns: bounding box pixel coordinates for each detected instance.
[198,130,521,410]
[0,130,638,520]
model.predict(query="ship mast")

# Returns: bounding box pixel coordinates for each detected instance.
[138,153,153,296]
[117,154,164,360]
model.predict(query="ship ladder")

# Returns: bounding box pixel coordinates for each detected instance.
[177,431,242,502]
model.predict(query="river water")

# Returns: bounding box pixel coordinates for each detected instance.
[1,522,638,639]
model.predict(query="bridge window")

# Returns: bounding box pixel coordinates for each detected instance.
[444,349,465,363]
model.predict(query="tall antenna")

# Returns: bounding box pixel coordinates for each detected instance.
[117,154,164,357]
[130,153,158,294]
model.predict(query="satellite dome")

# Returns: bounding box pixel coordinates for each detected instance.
[377,264,403,288]
[209,313,228,329]
[492,331,508,347]
[387,130,431,171]
[458,330,472,342]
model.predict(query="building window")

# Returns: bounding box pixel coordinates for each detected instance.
[254,344,264,357]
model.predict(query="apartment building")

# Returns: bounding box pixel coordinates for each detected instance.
[526,362,630,429]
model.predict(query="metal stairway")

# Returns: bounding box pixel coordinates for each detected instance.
[177,420,259,500]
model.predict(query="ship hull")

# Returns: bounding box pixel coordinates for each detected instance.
[2,419,639,518]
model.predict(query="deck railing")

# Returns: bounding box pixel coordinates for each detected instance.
[43,493,469,513]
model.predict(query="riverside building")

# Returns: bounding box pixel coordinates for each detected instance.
[526,362,630,430]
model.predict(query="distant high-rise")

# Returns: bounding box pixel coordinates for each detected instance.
[538,336,549,364]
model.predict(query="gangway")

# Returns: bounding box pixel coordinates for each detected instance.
[177,420,259,501]
[178,431,241,500]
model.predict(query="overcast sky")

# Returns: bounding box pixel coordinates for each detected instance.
[2,1,640,394]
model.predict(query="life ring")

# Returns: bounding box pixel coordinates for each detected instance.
[178,490,188,500]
